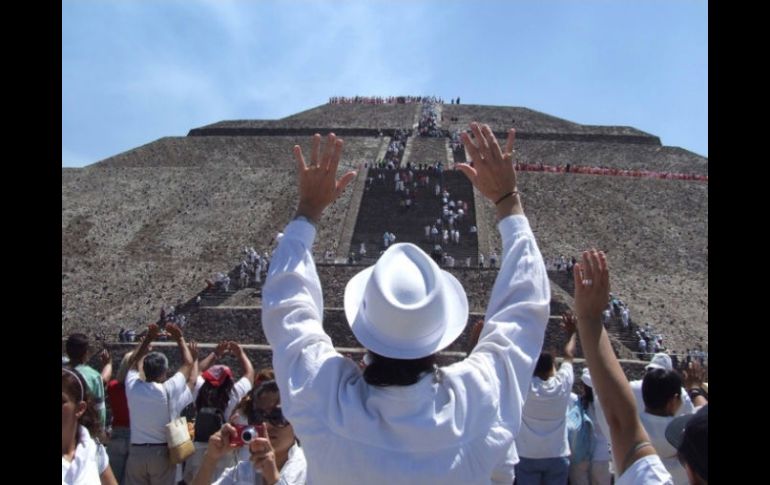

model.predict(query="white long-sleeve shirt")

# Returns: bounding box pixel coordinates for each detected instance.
[262,215,550,485]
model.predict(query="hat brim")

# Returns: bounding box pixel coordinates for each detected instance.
[665,413,694,449]
[344,265,468,359]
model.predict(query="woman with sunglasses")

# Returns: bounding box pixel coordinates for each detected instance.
[191,380,306,485]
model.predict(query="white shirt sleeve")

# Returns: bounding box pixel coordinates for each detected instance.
[225,377,253,420]
[463,215,551,429]
[96,441,109,474]
[262,219,346,420]
[164,372,192,417]
[615,454,674,485]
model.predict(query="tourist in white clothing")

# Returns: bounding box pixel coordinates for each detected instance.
[514,310,577,484]
[62,367,118,484]
[262,125,550,484]
[639,368,691,483]
[192,380,306,485]
[124,323,195,485]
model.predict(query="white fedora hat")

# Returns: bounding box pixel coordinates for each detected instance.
[344,243,469,359]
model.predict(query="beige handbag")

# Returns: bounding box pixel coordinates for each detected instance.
[165,390,195,464]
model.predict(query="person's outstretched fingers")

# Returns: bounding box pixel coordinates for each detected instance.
[482,125,503,161]
[597,251,609,288]
[504,129,516,157]
[321,133,336,166]
[311,133,321,166]
[471,123,490,161]
[581,250,594,285]
[461,131,482,163]
[329,138,344,173]
[293,145,307,174]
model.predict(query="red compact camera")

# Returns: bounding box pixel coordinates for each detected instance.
[231,423,263,447]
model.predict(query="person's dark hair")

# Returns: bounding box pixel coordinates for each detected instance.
[195,376,234,413]
[533,352,555,378]
[363,352,437,386]
[241,380,281,425]
[142,352,169,382]
[642,368,683,412]
[62,368,105,442]
[65,333,90,362]
[581,383,594,410]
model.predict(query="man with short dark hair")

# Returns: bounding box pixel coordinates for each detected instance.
[124,323,195,485]
[639,369,690,483]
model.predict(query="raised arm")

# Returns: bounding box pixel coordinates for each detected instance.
[262,133,358,414]
[127,324,159,371]
[457,123,550,429]
[561,312,578,363]
[573,250,656,475]
[166,323,194,380]
[99,349,113,385]
[186,340,200,392]
[229,341,255,385]
[198,341,228,373]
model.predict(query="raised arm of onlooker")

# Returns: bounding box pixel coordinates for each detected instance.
[457,123,550,431]
[187,340,200,391]
[166,323,194,379]
[561,312,578,363]
[99,349,113,385]
[573,250,658,476]
[683,361,708,408]
[229,341,255,385]
[127,323,159,371]
[199,341,228,373]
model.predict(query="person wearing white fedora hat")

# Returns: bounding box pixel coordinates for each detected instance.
[262,124,551,484]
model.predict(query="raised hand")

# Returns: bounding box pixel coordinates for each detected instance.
[165,323,183,341]
[294,133,357,223]
[147,323,161,340]
[188,340,199,360]
[99,349,111,366]
[227,341,243,358]
[573,250,610,324]
[683,361,706,390]
[457,123,518,204]
[561,312,578,334]
[215,341,229,358]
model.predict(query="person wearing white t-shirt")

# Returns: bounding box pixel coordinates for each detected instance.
[514,313,577,484]
[124,323,195,485]
[572,250,673,485]
[630,353,694,418]
[62,367,118,484]
[639,369,691,484]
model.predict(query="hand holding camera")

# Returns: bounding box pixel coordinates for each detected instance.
[248,423,280,484]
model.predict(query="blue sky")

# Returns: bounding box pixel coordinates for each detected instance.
[62,0,708,167]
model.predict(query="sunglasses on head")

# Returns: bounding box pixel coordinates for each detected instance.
[253,407,290,428]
